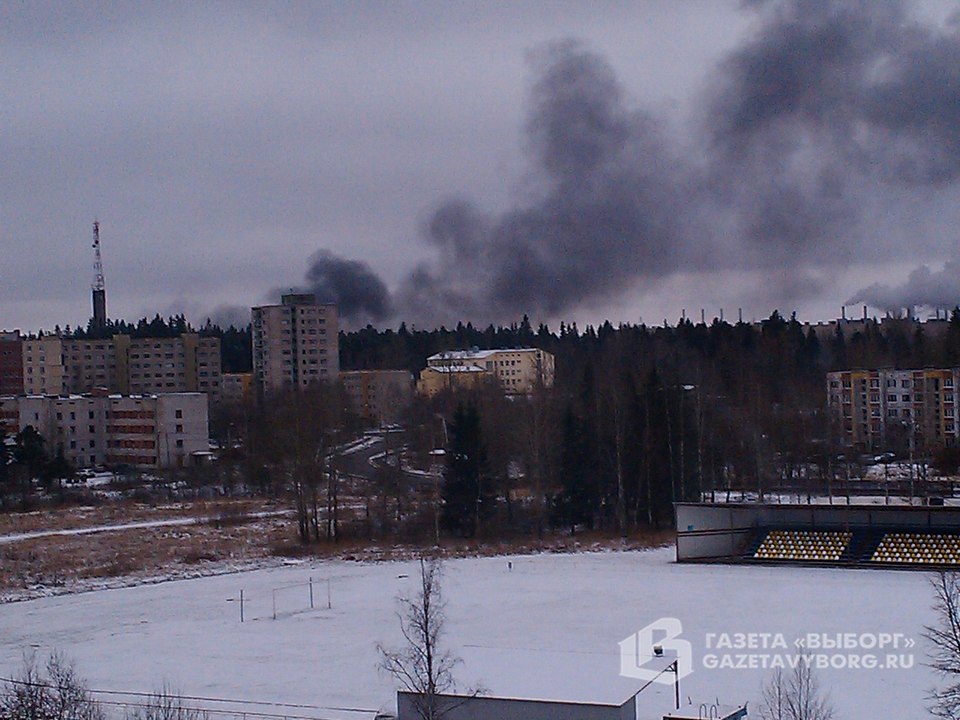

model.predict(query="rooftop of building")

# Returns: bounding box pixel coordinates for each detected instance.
[427,347,545,362]
[2,392,205,401]
[422,364,488,374]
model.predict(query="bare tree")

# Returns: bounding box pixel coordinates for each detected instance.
[0,651,104,720]
[925,571,960,718]
[378,557,461,720]
[124,683,208,720]
[758,658,834,720]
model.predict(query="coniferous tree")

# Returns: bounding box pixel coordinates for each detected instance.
[441,403,493,537]
[552,406,594,533]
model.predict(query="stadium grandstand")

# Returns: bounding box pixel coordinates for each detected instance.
[676,503,960,569]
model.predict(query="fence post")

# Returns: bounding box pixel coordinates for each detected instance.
[327,578,332,609]
[240,589,244,623]
[309,577,314,609]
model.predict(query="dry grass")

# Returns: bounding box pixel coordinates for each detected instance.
[0,499,278,536]
[0,496,675,599]
[270,527,677,563]
[0,505,291,594]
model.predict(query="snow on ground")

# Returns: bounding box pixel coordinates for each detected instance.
[0,548,938,719]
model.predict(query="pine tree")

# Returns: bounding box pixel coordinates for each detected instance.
[552,406,594,533]
[441,403,493,537]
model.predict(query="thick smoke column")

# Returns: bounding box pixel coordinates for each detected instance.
[300,1,960,326]
[394,39,691,324]
[297,250,392,324]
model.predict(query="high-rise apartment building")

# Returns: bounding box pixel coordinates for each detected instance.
[20,334,221,402]
[252,294,339,395]
[827,368,960,451]
[0,331,24,395]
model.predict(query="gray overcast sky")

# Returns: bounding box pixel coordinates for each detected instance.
[3,1,960,332]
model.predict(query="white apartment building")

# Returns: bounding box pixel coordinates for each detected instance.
[252,294,339,395]
[1,392,208,469]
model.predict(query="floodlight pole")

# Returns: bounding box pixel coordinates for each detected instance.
[673,659,680,710]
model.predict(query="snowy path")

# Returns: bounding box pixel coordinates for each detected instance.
[0,511,291,545]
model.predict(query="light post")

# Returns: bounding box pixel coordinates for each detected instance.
[679,384,695,502]
[432,414,449,546]
[429,448,445,546]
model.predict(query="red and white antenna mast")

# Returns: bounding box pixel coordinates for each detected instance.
[91,220,107,327]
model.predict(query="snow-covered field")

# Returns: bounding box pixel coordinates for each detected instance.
[0,548,938,719]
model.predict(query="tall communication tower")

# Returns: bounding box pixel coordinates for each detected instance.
[91,220,107,328]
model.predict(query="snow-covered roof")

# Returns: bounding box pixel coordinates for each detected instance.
[428,349,499,361]
[427,348,541,362]
[423,364,488,374]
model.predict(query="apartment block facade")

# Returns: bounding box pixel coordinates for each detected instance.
[418,348,555,397]
[252,294,339,395]
[827,368,960,451]
[0,331,24,395]
[340,370,412,425]
[0,392,208,469]
[20,334,221,401]
[221,372,254,404]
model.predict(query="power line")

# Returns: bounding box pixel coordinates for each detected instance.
[0,677,378,719]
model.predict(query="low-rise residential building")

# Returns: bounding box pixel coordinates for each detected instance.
[418,348,555,397]
[340,370,412,425]
[21,333,221,402]
[416,364,493,397]
[0,392,208,469]
[827,368,960,451]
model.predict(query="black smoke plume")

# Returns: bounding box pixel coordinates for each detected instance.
[303,1,960,326]
[291,250,392,324]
